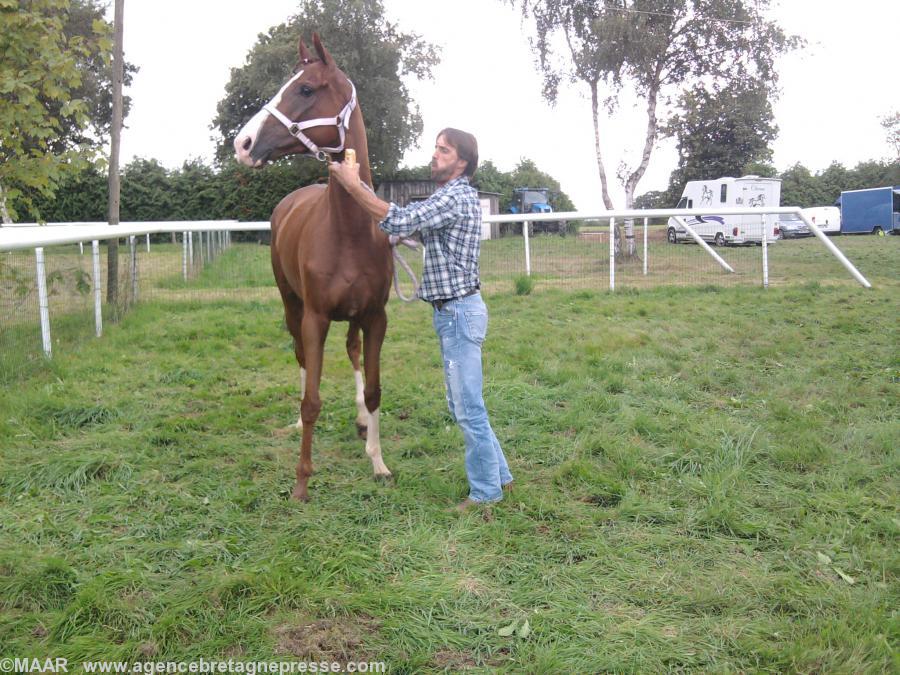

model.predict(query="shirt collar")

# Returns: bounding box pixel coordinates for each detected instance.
[436,175,469,193]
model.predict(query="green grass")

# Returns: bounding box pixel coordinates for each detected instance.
[1,257,897,671]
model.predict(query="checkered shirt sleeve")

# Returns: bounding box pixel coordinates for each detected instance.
[378,177,482,302]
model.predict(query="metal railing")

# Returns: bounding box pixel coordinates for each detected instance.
[491,207,871,290]
[0,208,872,372]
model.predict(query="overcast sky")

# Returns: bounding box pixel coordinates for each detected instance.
[114,0,898,212]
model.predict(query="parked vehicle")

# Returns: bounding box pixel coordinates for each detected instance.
[508,187,565,235]
[778,213,811,239]
[667,176,783,246]
[510,187,553,217]
[800,206,841,235]
[836,186,900,234]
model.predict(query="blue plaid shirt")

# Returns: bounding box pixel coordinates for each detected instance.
[379,176,482,302]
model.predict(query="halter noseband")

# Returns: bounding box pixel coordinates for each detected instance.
[263,71,357,162]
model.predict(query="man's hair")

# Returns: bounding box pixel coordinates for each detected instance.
[437,127,478,177]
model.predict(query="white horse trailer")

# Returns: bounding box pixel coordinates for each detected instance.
[667,176,784,245]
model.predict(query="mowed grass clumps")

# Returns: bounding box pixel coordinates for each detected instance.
[0,275,897,670]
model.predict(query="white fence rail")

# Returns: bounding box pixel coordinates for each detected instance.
[0,208,872,365]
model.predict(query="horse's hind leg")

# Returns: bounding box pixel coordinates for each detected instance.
[362,311,391,480]
[346,322,368,438]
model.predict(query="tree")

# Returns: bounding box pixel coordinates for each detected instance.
[0,0,132,222]
[506,0,799,254]
[1,0,92,221]
[50,0,136,156]
[632,190,667,209]
[881,111,899,160]
[663,79,777,205]
[120,159,174,222]
[212,0,439,178]
[779,163,830,208]
[779,160,900,209]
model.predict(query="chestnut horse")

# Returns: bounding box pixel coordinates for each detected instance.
[233,34,393,501]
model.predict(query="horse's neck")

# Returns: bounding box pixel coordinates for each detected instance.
[327,111,380,236]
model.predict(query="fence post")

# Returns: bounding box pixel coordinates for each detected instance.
[762,227,769,288]
[523,221,531,276]
[188,231,194,275]
[35,247,52,357]
[609,217,616,292]
[92,240,103,337]
[182,232,188,281]
[129,235,138,303]
[145,233,150,253]
[796,210,871,288]
[643,217,648,276]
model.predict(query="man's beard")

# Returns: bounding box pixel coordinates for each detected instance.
[431,163,451,183]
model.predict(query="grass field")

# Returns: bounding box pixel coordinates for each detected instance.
[0,236,898,672]
[3,233,895,382]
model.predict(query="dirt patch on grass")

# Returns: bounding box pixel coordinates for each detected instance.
[275,615,379,661]
[432,649,478,670]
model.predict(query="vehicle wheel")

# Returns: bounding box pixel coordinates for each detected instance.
[714,233,725,247]
[667,227,677,244]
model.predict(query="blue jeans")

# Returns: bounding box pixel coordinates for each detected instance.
[432,292,513,502]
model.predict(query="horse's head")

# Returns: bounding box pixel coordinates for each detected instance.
[234,34,356,167]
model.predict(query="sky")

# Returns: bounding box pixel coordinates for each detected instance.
[114,0,898,212]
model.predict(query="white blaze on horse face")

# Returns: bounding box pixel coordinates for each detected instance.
[234,70,305,167]
[365,408,391,477]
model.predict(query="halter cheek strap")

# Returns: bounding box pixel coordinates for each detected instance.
[263,75,357,162]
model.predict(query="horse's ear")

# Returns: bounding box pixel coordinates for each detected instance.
[298,38,312,63]
[312,32,332,68]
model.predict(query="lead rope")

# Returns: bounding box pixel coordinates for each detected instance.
[346,150,421,303]
[390,236,421,303]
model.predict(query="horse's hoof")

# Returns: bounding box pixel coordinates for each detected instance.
[290,487,310,502]
[356,423,367,439]
[373,472,394,486]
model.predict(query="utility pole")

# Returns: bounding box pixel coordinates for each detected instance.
[107,0,124,306]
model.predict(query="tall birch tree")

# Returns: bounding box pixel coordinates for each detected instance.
[506,0,798,254]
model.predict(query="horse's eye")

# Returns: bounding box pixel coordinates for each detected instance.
[299,85,314,97]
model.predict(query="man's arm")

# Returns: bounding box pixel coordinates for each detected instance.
[328,161,389,222]
[330,157,459,237]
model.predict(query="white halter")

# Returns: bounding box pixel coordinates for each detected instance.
[263,70,357,162]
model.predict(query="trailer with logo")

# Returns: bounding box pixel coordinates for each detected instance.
[667,176,784,245]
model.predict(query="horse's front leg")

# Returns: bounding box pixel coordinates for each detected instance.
[293,313,330,501]
[362,311,391,480]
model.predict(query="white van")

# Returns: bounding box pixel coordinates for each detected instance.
[667,176,783,245]
[800,206,841,235]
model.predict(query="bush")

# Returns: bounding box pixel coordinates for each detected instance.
[514,274,534,295]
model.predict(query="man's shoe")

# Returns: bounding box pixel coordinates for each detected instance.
[449,497,479,513]
[502,481,514,493]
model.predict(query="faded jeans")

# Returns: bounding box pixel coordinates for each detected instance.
[432,292,513,502]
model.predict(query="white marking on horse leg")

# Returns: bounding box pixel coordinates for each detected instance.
[365,408,391,477]
[295,367,306,429]
[354,369,367,429]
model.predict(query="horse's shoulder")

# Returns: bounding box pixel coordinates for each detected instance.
[279,183,327,209]
[272,184,329,230]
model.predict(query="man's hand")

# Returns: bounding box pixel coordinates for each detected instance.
[327,158,390,222]
[328,159,360,193]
